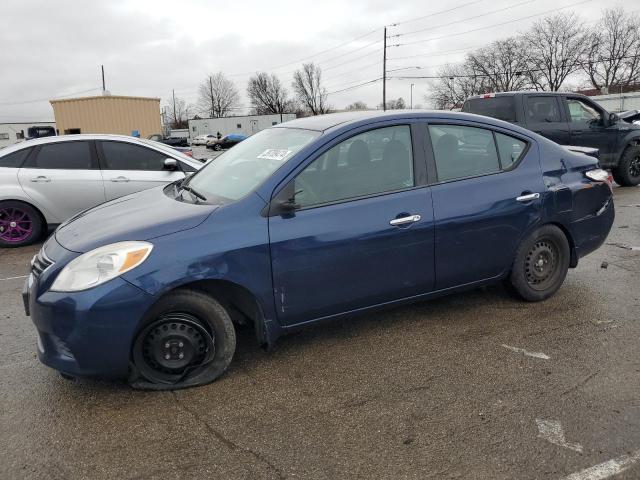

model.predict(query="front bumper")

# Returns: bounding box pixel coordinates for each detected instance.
[26,275,156,378]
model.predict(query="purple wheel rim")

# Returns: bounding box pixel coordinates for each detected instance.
[0,207,33,243]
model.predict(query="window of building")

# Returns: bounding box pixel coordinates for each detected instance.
[272,122,278,126]
[0,133,9,140]
[293,125,414,208]
[237,124,242,129]
[16,131,25,140]
[64,128,82,134]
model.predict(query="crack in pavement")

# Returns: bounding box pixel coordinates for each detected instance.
[169,391,286,479]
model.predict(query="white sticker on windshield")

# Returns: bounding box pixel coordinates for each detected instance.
[257,149,292,161]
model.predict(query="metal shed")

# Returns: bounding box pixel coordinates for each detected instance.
[188,113,296,140]
[50,95,162,137]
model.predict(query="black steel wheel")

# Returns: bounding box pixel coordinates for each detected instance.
[613,146,640,186]
[130,290,236,390]
[505,225,570,302]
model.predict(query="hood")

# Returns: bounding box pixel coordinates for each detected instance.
[55,186,218,253]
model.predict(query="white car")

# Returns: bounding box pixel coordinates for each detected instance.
[191,134,217,146]
[0,134,203,247]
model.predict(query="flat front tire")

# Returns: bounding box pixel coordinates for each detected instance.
[613,146,640,186]
[505,225,570,302]
[130,290,236,390]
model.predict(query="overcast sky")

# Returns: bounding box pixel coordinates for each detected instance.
[0,0,633,122]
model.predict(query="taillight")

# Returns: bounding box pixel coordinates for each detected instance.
[585,168,610,183]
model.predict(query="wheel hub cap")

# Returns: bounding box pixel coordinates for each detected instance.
[630,156,640,178]
[0,207,33,243]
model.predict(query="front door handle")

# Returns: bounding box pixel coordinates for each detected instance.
[389,214,421,226]
[110,176,130,183]
[516,193,540,202]
[30,175,51,183]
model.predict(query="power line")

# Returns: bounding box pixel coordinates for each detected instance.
[390,0,537,38]
[326,78,383,96]
[0,87,102,106]
[392,0,593,47]
[387,46,479,62]
[388,0,485,27]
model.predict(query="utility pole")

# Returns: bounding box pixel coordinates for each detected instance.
[410,83,414,109]
[382,27,387,112]
[101,65,106,92]
[172,89,177,129]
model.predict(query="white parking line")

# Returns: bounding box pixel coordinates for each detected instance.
[0,275,28,281]
[562,449,640,480]
[501,344,550,360]
[536,419,583,453]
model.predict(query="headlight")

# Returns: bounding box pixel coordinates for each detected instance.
[50,241,153,292]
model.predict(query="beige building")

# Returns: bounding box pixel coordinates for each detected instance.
[50,95,162,138]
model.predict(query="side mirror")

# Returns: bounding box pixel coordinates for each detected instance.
[608,112,619,126]
[164,158,178,171]
[267,182,300,216]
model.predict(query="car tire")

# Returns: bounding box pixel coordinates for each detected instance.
[504,225,570,302]
[0,200,44,248]
[613,146,640,186]
[213,144,222,151]
[130,289,236,390]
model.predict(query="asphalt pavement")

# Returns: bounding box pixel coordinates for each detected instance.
[1,186,639,480]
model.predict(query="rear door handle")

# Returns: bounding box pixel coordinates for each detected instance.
[389,214,421,226]
[516,193,540,202]
[572,130,584,135]
[110,176,130,183]
[30,176,51,183]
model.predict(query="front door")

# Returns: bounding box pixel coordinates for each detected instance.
[523,95,570,145]
[565,96,619,165]
[96,140,185,200]
[17,140,105,223]
[426,122,543,289]
[269,124,435,326]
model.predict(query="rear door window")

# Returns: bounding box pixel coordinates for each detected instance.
[24,142,95,169]
[0,148,31,168]
[99,141,168,171]
[495,132,527,169]
[525,97,562,123]
[463,97,516,122]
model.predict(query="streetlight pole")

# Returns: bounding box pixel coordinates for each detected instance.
[410,83,414,109]
[383,27,387,111]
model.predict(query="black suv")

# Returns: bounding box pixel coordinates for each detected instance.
[462,92,640,186]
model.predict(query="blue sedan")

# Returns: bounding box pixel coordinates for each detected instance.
[24,111,614,389]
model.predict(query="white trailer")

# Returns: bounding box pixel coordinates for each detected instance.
[591,92,640,113]
[188,114,296,141]
[0,122,56,149]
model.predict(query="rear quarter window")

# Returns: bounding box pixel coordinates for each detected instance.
[0,148,31,168]
[463,97,517,123]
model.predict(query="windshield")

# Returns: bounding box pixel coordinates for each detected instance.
[187,127,320,201]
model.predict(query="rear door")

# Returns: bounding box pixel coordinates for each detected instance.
[96,140,186,200]
[268,123,435,326]
[426,122,543,289]
[523,95,570,145]
[17,140,105,222]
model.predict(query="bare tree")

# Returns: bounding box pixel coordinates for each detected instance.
[292,63,330,115]
[163,96,193,129]
[584,7,640,92]
[346,101,368,110]
[247,72,293,114]
[428,63,491,110]
[379,98,406,110]
[523,13,589,91]
[198,72,240,118]
[467,37,531,92]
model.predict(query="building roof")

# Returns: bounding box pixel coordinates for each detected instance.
[50,95,160,104]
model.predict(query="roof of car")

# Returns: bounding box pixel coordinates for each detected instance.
[0,133,201,167]
[465,91,588,100]
[272,109,524,132]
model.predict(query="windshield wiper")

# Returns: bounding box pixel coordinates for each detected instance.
[181,185,207,202]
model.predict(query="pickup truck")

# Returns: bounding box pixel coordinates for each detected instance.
[462,91,640,186]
